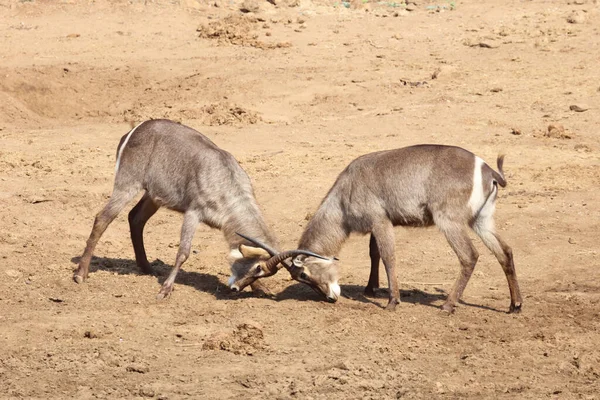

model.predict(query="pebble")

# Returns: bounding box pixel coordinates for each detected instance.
[5,269,21,278]
[566,11,586,24]
[510,128,522,136]
[569,104,588,112]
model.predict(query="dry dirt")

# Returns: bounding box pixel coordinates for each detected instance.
[1,0,600,398]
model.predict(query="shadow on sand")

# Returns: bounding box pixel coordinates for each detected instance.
[70,255,505,312]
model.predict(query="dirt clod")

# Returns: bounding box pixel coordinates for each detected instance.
[203,322,265,355]
[545,123,573,139]
[239,0,260,13]
[83,330,99,338]
[510,128,522,135]
[139,387,155,398]
[200,102,262,126]
[197,13,291,49]
[126,364,150,374]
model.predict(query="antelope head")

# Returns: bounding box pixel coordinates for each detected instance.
[229,233,340,302]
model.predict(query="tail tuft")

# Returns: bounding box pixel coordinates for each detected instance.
[494,154,507,187]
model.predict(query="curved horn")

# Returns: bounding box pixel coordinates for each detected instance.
[264,249,331,272]
[235,232,294,273]
[236,232,278,257]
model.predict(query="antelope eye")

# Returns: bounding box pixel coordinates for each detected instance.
[299,272,308,280]
[255,265,262,272]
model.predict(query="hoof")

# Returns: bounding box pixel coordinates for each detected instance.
[385,299,399,311]
[156,286,173,300]
[140,268,154,275]
[441,303,455,314]
[155,292,170,301]
[73,274,85,284]
[509,302,522,314]
[139,263,154,275]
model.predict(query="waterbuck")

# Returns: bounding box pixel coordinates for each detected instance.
[229,144,523,313]
[74,119,323,299]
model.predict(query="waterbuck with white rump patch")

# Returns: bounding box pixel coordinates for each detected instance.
[74,119,325,299]
[229,144,523,313]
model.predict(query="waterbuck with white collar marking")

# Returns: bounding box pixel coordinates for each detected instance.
[230,144,523,313]
[74,119,323,299]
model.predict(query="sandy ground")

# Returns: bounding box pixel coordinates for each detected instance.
[1,0,599,398]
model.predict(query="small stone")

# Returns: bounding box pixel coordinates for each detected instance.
[239,0,260,13]
[49,297,64,303]
[435,381,446,394]
[335,361,352,370]
[567,11,586,24]
[139,387,155,398]
[559,360,577,374]
[545,123,572,139]
[5,269,21,278]
[328,368,342,379]
[574,144,591,153]
[568,237,576,244]
[84,330,99,338]
[569,104,588,112]
[510,128,522,136]
[363,379,385,390]
[126,364,150,374]
[473,42,498,48]
[490,87,503,92]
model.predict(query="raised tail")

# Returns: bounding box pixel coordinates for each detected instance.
[492,154,507,187]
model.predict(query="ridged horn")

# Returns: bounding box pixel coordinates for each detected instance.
[264,249,331,272]
[235,232,278,257]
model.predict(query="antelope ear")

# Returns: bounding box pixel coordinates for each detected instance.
[239,244,271,259]
[292,256,304,267]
